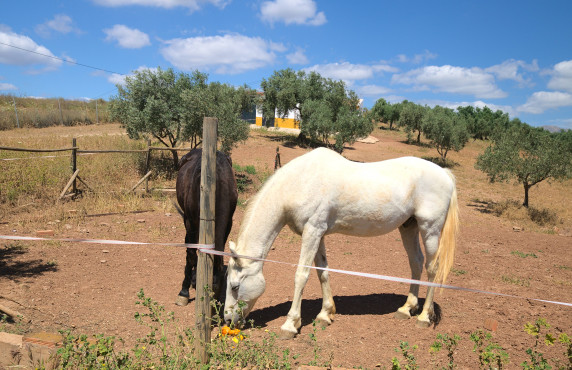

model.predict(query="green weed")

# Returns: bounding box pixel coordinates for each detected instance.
[511,250,538,258]
[392,341,418,370]
[501,274,530,287]
[430,333,461,369]
[522,318,572,370]
[469,329,509,369]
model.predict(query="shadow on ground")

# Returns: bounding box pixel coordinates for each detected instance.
[0,243,58,280]
[248,293,442,330]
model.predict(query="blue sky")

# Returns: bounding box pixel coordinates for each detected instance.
[1,0,572,129]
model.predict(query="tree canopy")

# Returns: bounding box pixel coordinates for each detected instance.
[260,68,372,152]
[397,101,427,144]
[369,98,401,130]
[422,106,469,160]
[109,67,252,168]
[457,106,510,141]
[475,122,572,207]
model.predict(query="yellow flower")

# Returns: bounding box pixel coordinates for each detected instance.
[232,337,239,344]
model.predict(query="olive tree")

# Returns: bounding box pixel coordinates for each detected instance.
[260,68,372,152]
[110,67,252,168]
[457,106,510,141]
[423,106,469,160]
[369,98,401,130]
[475,122,572,207]
[398,101,427,144]
[181,81,252,156]
[301,96,372,153]
[109,67,194,168]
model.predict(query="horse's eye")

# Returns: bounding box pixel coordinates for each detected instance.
[231,284,239,292]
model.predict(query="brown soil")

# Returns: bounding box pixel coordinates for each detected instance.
[1,126,571,368]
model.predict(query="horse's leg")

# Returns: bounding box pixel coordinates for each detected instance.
[394,221,423,320]
[280,226,324,339]
[314,238,336,326]
[176,223,198,306]
[416,228,441,328]
[176,247,197,306]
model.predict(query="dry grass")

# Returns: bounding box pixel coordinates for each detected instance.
[0,95,111,130]
[0,124,178,228]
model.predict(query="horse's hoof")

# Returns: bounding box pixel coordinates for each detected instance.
[278,330,297,340]
[175,296,189,306]
[394,310,411,320]
[315,317,333,327]
[415,319,431,328]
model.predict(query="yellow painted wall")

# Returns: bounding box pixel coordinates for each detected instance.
[275,117,300,129]
[255,116,300,129]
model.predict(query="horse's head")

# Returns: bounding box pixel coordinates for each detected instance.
[224,241,266,326]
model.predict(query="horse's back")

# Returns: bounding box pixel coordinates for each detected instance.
[271,148,455,236]
[176,149,238,243]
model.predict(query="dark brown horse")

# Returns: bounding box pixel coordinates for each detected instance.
[175,148,238,306]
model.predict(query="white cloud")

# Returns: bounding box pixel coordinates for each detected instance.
[269,41,287,52]
[547,60,572,93]
[0,28,62,72]
[160,34,278,74]
[0,82,17,91]
[392,65,506,99]
[485,59,538,86]
[104,25,151,49]
[286,49,308,65]
[418,99,515,116]
[260,0,326,26]
[107,66,158,85]
[517,91,572,114]
[383,95,407,104]
[108,73,127,85]
[35,14,79,37]
[396,50,437,64]
[356,84,392,97]
[92,0,229,11]
[372,64,399,73]
[303,62,397,84]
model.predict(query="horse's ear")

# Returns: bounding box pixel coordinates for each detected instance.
[229,241,236,254]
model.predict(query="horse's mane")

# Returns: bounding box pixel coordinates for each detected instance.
[237,168,279,238]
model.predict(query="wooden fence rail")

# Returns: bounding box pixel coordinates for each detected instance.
[0,139,195,199]
[0,146,78,153]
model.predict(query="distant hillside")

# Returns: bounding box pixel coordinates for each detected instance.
[542,125,569,133]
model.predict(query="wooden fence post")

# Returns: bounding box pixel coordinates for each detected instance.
[145,139,151,193]
[58,99,64,125]
[274,146,281,170]
[195,117,217,364]
[72,138,77,194]
[12,96,19,129]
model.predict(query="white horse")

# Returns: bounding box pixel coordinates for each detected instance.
[224,147,459,338]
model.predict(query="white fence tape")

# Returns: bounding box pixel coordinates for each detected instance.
[1,234,571,308]
[0,235,213,249]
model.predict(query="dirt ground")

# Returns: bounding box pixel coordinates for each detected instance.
[1,127,571,368]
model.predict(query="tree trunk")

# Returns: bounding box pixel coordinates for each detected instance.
[417,130,421,144]
[523,183,530,208]
[171,149,179,170]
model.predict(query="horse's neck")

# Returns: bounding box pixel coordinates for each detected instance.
[238,188,285,259]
